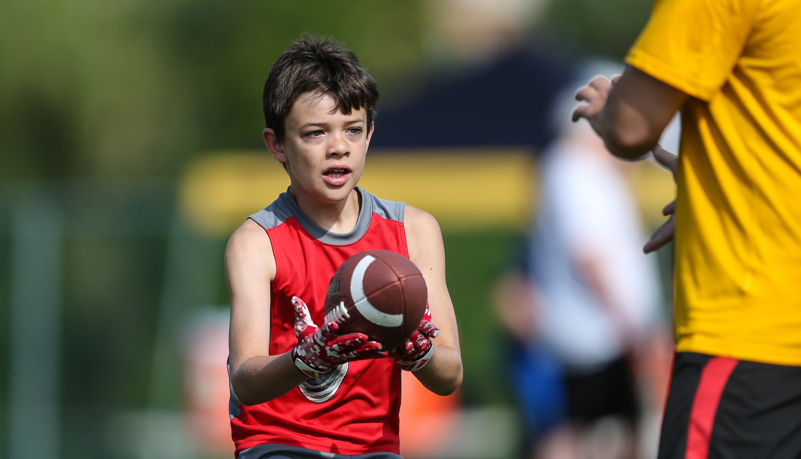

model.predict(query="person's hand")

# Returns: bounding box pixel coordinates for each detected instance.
[388,302,440,371]
[291,296,385,379]
[572,75,620,138]
[644,144,678,254]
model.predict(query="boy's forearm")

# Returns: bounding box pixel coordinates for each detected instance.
[230,352,309,406]
[410,345,463,396]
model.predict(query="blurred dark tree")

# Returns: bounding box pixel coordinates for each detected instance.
[0,0,427,179]
[538,0,653,59]
[153,0,427,152]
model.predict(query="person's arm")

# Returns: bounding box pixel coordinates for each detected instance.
[403,206,463,396]
[226,219,307,405]
[573,66,687,160]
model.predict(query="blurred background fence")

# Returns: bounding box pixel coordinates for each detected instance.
[0,1,676,458]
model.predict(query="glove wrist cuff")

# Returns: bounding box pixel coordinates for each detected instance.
[398,345,434,372]
[292,349,325,379]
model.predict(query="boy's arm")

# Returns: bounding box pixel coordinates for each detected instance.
[404,206,463,395]
[226,219,308,405]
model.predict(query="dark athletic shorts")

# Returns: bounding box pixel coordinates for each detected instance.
[564,354,639,424]
[658,352,801,459]
[238,443,403,459]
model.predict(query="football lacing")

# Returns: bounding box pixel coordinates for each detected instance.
[324,301,350,325]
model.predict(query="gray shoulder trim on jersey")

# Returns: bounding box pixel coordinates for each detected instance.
[248,190,294,230]
[247,187,403,246]
[370,191,405,223]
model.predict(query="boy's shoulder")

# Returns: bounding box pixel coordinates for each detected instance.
[225,218,276,279]
[403,204,441,237]
[402,204,445,277]
[249,189,295,232]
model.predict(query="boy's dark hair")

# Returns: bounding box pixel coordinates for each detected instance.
[263,35,380,143]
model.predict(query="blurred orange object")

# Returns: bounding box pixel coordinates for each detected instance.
[184,312,235,456]
[399,370,460,458]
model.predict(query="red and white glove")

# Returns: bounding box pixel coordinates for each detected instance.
[291,296,385,379]
[389,302,440,371]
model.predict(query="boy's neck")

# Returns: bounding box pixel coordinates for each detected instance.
[289,186,362,234]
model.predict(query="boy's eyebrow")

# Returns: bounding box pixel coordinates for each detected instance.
[299,118,365,130]
[298,122,329,130]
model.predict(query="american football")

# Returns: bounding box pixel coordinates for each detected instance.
[324,250,428,350]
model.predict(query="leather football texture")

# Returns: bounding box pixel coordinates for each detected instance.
[324,250,428,350]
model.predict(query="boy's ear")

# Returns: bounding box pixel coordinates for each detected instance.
[263,128,288,163]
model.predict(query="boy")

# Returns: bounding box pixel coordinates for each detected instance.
[225,36,463,459]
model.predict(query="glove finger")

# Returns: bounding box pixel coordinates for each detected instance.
[412,332,432,350]
[326,332,369,350]
[314,322,341,346]
[419,321,440,339]
[292,296,316,337]
[345,342,387,361]
[423,301,432,321]
[387,339,415,359]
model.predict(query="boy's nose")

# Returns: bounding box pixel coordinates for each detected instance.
[327,134,349,157]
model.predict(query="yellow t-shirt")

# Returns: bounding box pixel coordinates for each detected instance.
[626,0,801,365]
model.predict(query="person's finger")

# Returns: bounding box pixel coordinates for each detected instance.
[347,346,387,361]
[652,144,678,175]
[575,85,598,103]
[399,340,415,354]
[571,106,584,122]
[419,322,440,338]
[611,75,622,85]
[413,332,433,349]
[294,311,307,335]
[326,331,371,350]
[663,200,676,216]
[570,104,593,123]
[387,340,414,360]
[588,75,612,91]
[292,296,314,336]
[643,215,676,254]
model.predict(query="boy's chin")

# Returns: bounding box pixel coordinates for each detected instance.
[310,183,358,204]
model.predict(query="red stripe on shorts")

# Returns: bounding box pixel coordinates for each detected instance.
[685,357,738,459]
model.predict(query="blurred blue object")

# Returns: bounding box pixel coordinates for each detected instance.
[371,46,574,150]
[508,340,567,438]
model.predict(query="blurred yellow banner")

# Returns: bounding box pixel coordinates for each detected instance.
[178,149,675,238]
[178,149,537,237]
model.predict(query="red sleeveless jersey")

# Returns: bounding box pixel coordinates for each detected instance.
[229,187,408,457]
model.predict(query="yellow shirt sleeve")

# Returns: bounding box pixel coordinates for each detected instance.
[626,0,759,101]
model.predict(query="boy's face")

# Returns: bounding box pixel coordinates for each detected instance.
[264,91,373,207]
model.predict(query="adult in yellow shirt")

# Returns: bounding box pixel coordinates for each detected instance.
[572,0,801,457]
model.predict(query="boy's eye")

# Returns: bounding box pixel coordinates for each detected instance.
[305,130,323,138]
[347,128,362,135]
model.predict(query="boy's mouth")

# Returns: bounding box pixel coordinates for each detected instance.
[322,167,352,186]
[324,168,350,178]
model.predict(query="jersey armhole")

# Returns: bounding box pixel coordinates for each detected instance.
[397,202,410,258]
[262,225,284,357]
[246,216,283,287]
